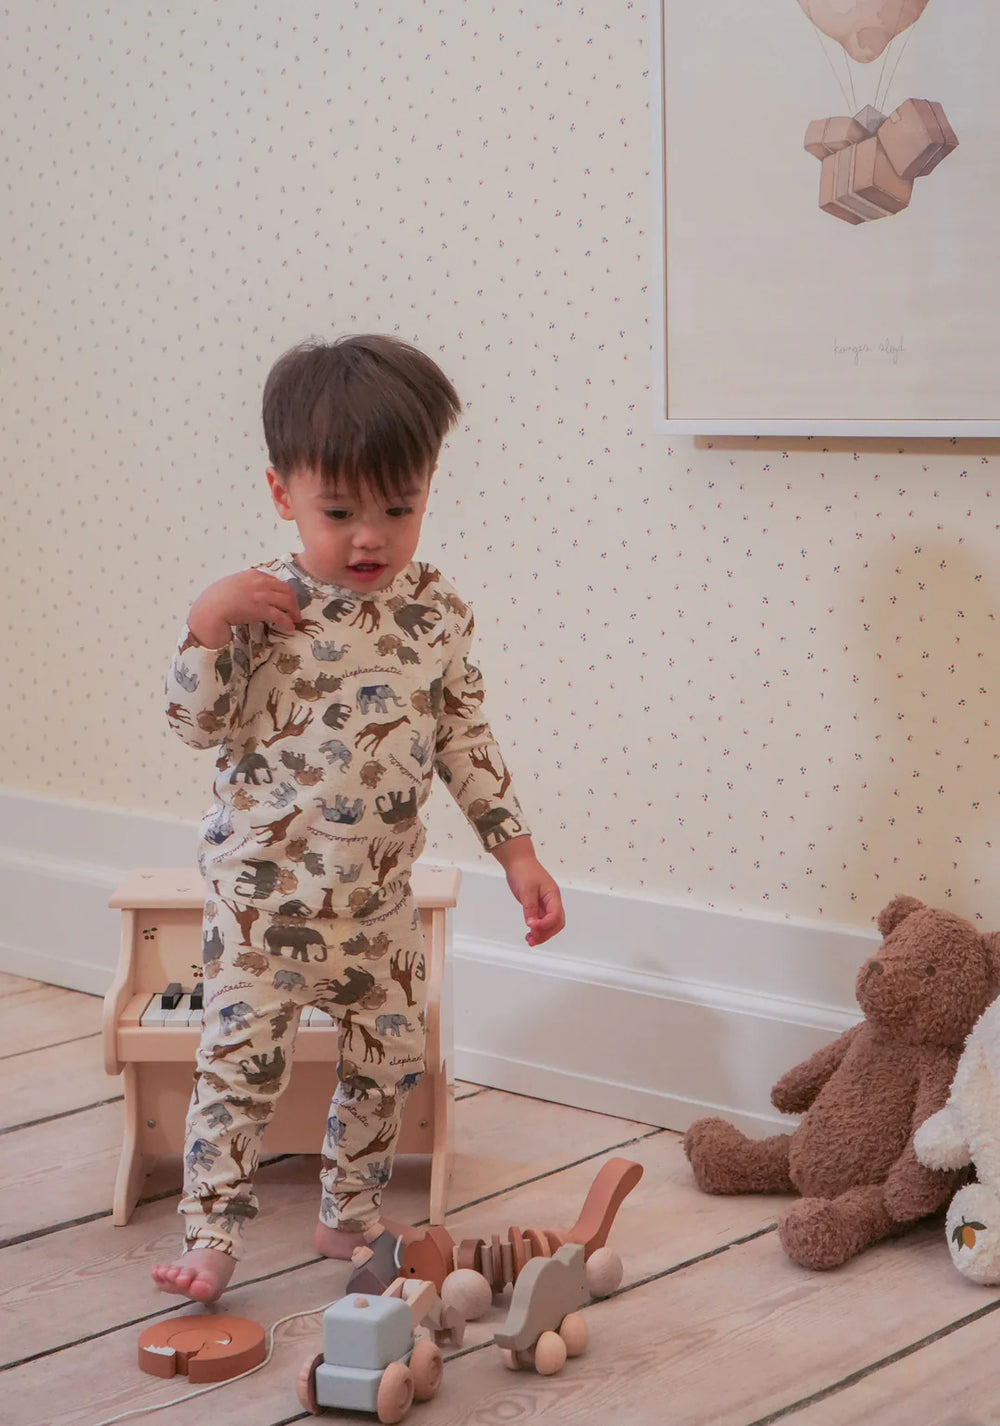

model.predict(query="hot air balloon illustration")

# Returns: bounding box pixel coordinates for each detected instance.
[798,0,958,223]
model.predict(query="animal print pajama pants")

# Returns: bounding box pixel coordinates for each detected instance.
[178,881,427,1259]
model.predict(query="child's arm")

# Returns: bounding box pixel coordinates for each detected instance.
[165,570,299,748]
[490,834,566,947]
[433,603,565,947]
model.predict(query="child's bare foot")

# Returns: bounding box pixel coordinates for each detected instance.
[151,1247,236,1303]
[313,1220,369,1261]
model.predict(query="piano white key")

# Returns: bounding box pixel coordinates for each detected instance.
[139,994,168,1027]
[161,994,194,1027]
[139,992,336,1030]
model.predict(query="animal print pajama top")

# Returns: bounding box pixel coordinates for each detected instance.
[165,555,529,915]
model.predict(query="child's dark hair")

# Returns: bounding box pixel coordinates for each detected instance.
[262,334,461,498]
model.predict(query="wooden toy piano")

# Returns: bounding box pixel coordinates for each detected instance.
[103,864,458,1228]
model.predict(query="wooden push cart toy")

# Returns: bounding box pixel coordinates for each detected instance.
[296,1286,444,1423]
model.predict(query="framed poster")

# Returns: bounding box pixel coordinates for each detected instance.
[650,1,1000,435]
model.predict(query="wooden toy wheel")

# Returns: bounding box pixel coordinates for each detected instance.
[409,1339,443,1400]
[534,1330,568,1376]
[585,1246,624,1298]
[295,1352,323,1414]
[377,1360,415,1424]
[559,1312,589,1357]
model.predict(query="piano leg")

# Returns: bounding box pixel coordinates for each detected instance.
[113,1063,154,1225]
[428,1063,454,1227]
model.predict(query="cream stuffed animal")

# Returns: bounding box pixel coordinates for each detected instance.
[914,990,1000,1284]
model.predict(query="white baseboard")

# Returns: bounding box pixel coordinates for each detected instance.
[0,790,200,996]
[451,937,861,1135]
[0,789,871,1133]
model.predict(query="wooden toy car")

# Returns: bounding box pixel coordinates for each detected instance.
[297,1291,443,1423]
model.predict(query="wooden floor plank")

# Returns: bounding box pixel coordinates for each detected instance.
[0,1088,654,1366]
[0,1101,128,1242]
[784,1285,1000,1425]
[454,1080,489,1099]
[0,971,47,995]
[0,985,103,1057]
[3,1257,357,1426]
[0,1037,122,1132]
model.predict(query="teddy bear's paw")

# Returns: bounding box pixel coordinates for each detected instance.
[684,1119,793,1195]
[945,1184,1000,1284]
[778,1195,877,1270]
[683,1119,747,1194]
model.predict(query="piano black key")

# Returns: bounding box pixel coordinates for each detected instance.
[190,983,204,1012]
[160,981,183,1009]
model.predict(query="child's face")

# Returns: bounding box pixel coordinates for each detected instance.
[267,465,431,593]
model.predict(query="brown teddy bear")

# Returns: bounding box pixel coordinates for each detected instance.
[683,896,1000,1270]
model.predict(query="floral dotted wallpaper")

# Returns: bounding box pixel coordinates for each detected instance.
[2,2,999,935]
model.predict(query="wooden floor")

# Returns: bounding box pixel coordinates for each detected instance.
[2,972,998,1426]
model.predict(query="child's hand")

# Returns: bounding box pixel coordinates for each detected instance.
[490,836,566,947]
[188,571,300,648]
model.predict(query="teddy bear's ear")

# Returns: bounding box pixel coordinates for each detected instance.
[877,895,924,937]
[983,931,1000,986]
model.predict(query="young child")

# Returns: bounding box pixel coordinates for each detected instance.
[152,334,565,1303]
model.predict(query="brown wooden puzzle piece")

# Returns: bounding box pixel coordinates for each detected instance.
[138,1315,266,1383]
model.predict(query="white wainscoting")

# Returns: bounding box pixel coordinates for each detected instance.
[0,789,872,1134]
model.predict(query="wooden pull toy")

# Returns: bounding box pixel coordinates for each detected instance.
[400,1156,641,1313]
[310,1154,642,1400]
[144,1159,640,1412]
[494,1243,591,1375]
[297,1283,446,1421]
